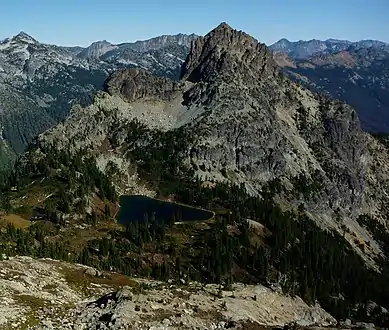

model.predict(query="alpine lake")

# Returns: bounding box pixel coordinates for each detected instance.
[116,195,214,225]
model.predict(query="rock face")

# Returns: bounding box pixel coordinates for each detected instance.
[27,23,389,265]
[0,256,336,329]
[181,23,276,83]
[77,40,119,59]
[70,285,336,330]
[106,68,186,102]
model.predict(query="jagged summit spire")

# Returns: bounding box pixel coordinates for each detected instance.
[180,22,276,83]
[206,22,254,44]
[213,22,232,31]
[16,31,32,38]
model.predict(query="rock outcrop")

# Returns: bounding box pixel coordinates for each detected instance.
[0,256,336,329]
[106,68,186,102]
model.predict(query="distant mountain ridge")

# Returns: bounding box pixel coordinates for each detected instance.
[269,37,389,59]
[0,31,197,55]
[76,33,197,59]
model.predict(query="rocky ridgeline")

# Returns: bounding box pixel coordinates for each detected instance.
[0,256,336,329]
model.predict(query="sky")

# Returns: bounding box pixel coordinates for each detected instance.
[1,0,388,47]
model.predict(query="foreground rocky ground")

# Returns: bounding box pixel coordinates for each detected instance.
[0,256,337,329]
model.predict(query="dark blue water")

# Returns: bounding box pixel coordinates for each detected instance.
[116,195,214,225]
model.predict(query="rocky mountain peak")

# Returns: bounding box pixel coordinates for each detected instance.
[12,31,37,44]
[272,38,292,51]
[180,22,276,83]
[95,40,111,46]
[77,39,118,59]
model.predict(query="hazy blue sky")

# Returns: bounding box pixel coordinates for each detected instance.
[1,0,388,46]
